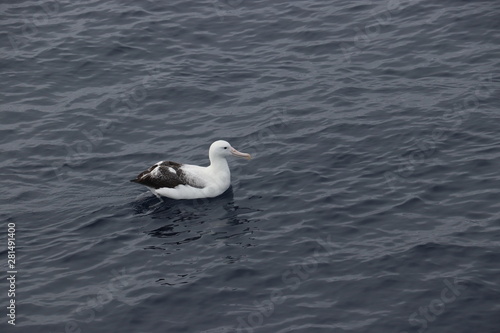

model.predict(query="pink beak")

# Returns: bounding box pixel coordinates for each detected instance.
[230,147,252,160]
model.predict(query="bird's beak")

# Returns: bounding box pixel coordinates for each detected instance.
[230,147,252,160]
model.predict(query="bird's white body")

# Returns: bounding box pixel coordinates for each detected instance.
[154,162,230,199]
[131,140,251,200]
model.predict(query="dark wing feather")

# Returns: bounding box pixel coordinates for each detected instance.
[130,161,203,189]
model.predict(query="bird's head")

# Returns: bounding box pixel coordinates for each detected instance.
[209,140,252,160]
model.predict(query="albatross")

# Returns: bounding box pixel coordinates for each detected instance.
[130,140,251,200]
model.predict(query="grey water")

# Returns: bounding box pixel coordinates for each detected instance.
[1,0,500,332]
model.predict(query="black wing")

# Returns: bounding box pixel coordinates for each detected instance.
[130,161,203,189]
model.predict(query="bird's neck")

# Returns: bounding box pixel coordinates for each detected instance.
[207,155,231,190]
[208,156,230,174]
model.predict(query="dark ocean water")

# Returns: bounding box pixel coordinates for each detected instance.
[2,0,500,332]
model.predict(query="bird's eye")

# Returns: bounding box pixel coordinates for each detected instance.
[224,147,228,149]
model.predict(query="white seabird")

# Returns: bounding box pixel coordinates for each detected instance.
[130,140,251,200]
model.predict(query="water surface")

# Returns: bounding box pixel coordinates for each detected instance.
[1,0,500,332]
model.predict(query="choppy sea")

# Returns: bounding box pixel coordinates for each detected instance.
[2,0,500,332]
